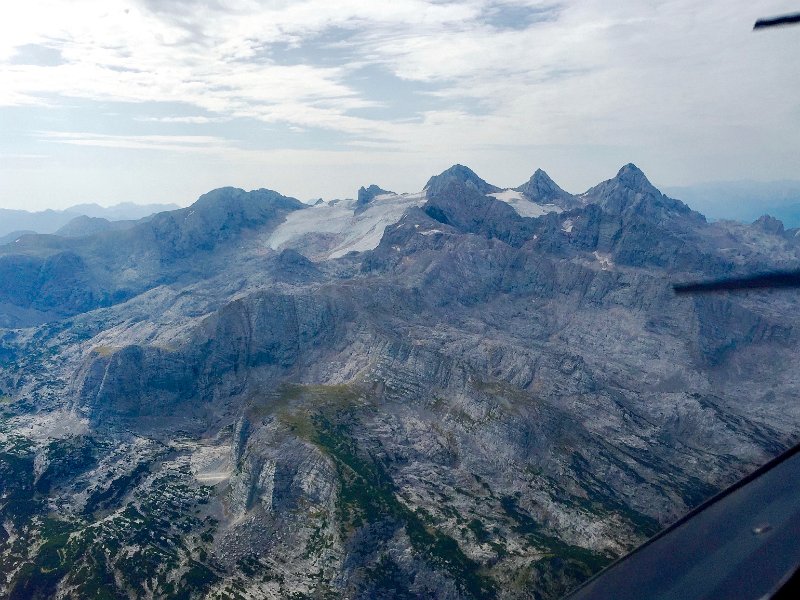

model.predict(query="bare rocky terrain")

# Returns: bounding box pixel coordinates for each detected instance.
[1,164,800,599]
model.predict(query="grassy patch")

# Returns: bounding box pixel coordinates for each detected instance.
[91,345,116,357]
[500,494,611,575]
[468,518,491,543]
[271,383,496,598]
[0,436,39,525]
[248,383,364,424]
[301,410,496,600]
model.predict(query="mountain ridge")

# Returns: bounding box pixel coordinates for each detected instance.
[1,163,799,599]
[0,201,181,239]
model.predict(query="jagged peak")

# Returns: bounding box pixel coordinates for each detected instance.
[584,163,660,199]
[424,164,501,197]
[613,163,656,192]
[584,164,700,223]
[517,168,562,195]
[752,214,785,235]
[357,184,394,207]
[515,168,580,209]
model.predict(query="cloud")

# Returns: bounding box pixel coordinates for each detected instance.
[0,153,49,159]
[9,43,66,67]
[135,115,230,124]
[1,0,798,202]
[0,1,569,135]
[38,131,234,153]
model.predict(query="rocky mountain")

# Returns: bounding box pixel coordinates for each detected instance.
[515,169,581,211]
[0,230,36,247]
[54,215,141,238]
[356,185,395,213]
[425,164,502,197]
[1,164,800,600]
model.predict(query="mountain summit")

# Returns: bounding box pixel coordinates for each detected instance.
[584,163,700,223]
[356,184,394,213]
[424,164,501,197]
[515,168,581,209]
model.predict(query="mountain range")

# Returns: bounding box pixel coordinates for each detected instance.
[0,201,181,243]
[1,164,799,600]
[665,180,800,227]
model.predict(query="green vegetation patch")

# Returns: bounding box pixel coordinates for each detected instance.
[252,383,366,422]
[286,401,496,600]
[9,457,221,600]
[83,460,153,514]
[36,435,98,494]
[90,345,117,357]
[500,494,611,576]
[0,435,40,525]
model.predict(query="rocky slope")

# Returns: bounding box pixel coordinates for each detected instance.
[1,164,800,599]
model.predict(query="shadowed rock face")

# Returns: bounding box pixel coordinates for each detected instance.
[753,214,785,235]
[584,163,703,225]
[0,187,306,324]
[425,164,502,197]
[516,169,582,210]
[356,184,394,213]
[2,166,800,600]
[55,215,138,238]
[422,180,537,247]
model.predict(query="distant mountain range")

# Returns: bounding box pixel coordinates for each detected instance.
[665,180,800,227]
[0,201,181,241]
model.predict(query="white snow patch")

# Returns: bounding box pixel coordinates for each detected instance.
[488,189,562,218]
[562,219,574,233]
[266,191,427,259]
[593,251,614,270]
[490,189,525,202]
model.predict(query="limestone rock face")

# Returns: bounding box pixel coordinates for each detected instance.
[3,168,800,599]
[356,184,394,213]
[515,168,582,210]
[425,164,502,197]
[753,214,785,235]
[584,163,703,225]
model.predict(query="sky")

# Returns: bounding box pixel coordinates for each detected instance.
[0,0,798,210]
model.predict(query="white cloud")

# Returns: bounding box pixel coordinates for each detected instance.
[135,116,230,124]
[0,0,798,205]
[38,131,234,153]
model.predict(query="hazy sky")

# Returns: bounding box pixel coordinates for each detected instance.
[1,0,798,210]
